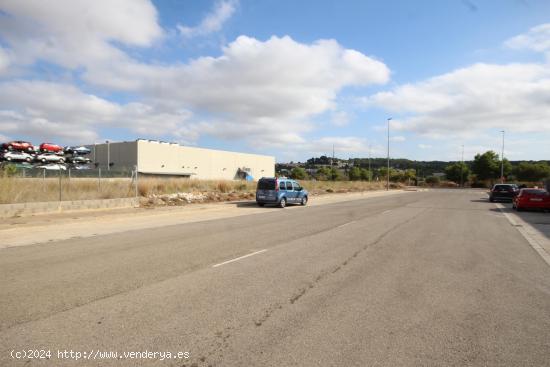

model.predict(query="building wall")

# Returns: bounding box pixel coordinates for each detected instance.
[136,140,275,180]
[87,141,137,170]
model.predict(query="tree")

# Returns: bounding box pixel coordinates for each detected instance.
[329,167,341,181]
[426,176,440,185]
[315,166,331,181]
[445,162,470,185]
[360,168,372,181]
[290,167,307,180]
[514,162,550,182]
[348,167,361,181]
[472,151,511,181]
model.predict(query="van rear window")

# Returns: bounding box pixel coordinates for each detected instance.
[257,179,276,190]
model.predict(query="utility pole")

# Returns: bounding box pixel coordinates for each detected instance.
[460,144,464,188]
[106,140,110,171]
[368,144,372,182]
[387,117,392,191]
[500,130,505,183]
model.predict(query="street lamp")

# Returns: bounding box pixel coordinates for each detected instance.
[106,140,110,171]
[500,130,505,183]
[387,117,392,191]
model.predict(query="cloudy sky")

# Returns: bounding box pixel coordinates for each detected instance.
[0,0,549,162]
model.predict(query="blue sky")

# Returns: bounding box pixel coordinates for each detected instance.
[0,0,549,162]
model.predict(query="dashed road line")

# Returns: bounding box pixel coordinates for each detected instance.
[337,220,356,228]
[212,249,268,268]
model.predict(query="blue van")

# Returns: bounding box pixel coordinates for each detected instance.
[256,177,309,208]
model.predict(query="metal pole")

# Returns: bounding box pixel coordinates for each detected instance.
[98,167,101,192]
[134,165,139,199]
[387,117,392,191]
[460,144,464,188]
[58,168,62,202]
[500,130,505,183]
[106,140,110,171]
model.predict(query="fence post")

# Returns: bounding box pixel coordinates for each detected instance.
[58,168,62,202]
[134,165,139,200]
[98,167,101,192]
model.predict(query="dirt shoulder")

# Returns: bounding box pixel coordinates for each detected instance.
[0,190,410,249]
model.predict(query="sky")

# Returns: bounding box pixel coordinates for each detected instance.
[0,0,549,162]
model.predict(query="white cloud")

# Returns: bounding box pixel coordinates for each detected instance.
[178,0,237,38]
[0,0,162,70]
[0,47,11,74]
[368,62,550,138]
[331,111,350,126]
[0,1,390,152]
[418,144,432,149]
[0,81,196,144]
[84,35,389,148]
[390,135,406,142]
[505,23,550,55]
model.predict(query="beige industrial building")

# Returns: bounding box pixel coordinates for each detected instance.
[88,139,275,180]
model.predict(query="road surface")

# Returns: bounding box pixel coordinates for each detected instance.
[1,190,549,366]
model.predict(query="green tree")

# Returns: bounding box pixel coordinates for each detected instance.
[348,166,361,181]
[290,167,307,180]
[472,151,511,181]
[1,163,17,177]
[514,162,550,182]
[329,167,341,181]
[445,162,470,185]
[315,166,331,181]
[360,168,372,181]
[426,176,440,185]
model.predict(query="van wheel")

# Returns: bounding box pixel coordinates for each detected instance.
[301,196,308,206]
[279,197,286,208]
[257,202,264,207]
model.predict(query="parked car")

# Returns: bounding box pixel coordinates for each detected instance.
[489,184,519,202]
[2,141,35,152]
[35,153,65,164]
[513,188,550,211]
[39,143,63,153]
[1,151,33,163]
[64,146,91,155]
[256,177,308,208]
[36,164,67,171]
[68,156,91,164]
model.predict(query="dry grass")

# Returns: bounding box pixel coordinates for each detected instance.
[0,176,398,205]
[0,177,136,204]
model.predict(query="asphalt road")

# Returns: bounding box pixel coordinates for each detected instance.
[1,190,549,366]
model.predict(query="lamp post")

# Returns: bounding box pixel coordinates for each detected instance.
[500,130,505,183]
[106,140,110,171]
[386,117,392,191]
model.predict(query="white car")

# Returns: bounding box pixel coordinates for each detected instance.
[36,164,67,171]
[1,151,33,163]
[35,153,65,164]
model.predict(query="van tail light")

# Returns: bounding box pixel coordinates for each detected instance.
[275,181,279,192]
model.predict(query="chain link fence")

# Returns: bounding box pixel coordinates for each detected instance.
[0,164,139,204]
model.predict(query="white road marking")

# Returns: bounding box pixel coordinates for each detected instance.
[337,220,356,228]
[496,203,550,267]
[212,249,268,268]
[382,210,392,214]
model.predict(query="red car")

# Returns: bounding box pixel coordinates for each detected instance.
[513,188,550,211]
[39,143,63,153]
[2,141,35,152]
